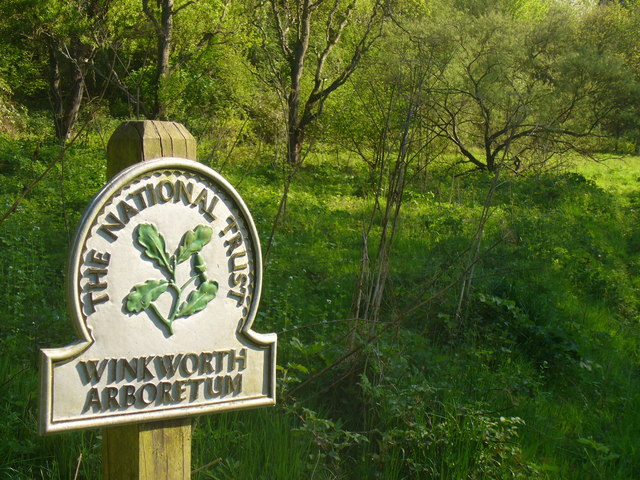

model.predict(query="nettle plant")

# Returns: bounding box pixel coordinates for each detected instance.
[125,223,218,335]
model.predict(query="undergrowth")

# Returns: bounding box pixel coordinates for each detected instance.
[1,127,639,479]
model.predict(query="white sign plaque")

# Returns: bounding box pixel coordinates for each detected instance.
[40,158,276,433]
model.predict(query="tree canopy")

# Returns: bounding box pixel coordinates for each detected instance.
[0,0,638,157]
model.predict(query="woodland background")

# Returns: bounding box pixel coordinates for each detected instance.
[2,0,640,478]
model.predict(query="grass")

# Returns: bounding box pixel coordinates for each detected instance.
[1,131,640,478]
[191,410,314,479]
[572,154,640,196]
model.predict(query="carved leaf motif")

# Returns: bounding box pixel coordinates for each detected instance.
[126,280,169,313]
[176,280,218,318]
[194,253,207,273]
[176,225,213,264]
[194,252,208,282]
[137,224,172,273]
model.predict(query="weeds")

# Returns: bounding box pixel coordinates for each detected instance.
[1,127,640,478]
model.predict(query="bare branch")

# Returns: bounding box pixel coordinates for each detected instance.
[269,0,293,58]
[313,0,355,92]
[299,0,386,131]
[174,0,199,15]
[141,0,161,36]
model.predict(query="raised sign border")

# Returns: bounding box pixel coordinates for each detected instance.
[39,157,276,434]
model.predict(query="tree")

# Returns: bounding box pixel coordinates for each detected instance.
[249,0,391,263]
[425,6,636,172]
[348,39,442,333]
[253,0,389,166]
[46,2,110,141]
[0,0,111,141]
[577,2,640,152]
[139,0,236,120]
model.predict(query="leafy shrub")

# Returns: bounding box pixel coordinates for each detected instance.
[472,293,580,373]
[355,367,542,479]
[0,77,25,136]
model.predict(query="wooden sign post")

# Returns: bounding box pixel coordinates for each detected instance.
[39,121,277,479]
[103,121,195,479]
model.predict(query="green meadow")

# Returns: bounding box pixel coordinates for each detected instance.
[2,0,640,476]
[2,127,640,478]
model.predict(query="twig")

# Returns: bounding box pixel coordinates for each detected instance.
[191,458,222,475]
[286,236,505,399]
[0,121,89,227]
[287,278,456,398]
[279,318,359,335]
[73,453,83,480]
[263,162,301,267]
[0,366,28,391]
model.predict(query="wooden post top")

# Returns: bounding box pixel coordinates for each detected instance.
[106,120,196,180]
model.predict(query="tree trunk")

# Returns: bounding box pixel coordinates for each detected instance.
[48,42,86,142]
[48,44,64,141]
[155,0,173,120]
[283,0,311,165]
[63,53,85,141]
[286,86,301,165]
[287,121,303,166]
[143,0,174,120]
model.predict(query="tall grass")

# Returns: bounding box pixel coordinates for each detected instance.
[192,410,314,480]
[2,130,640,478]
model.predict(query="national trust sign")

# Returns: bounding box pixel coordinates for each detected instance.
[39,158,277,434]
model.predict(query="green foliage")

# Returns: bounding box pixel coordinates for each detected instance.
[348,352,541,478]
[472,293,580,372]
[3,127,640,478]
[192,409,315,480]
[1,0,640,477]
[0,134,106,478]
[0,76,25,135]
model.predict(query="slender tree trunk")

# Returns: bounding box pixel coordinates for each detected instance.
[455,167,501,320]
[48,42,86,142]
[350,92,416,345]
[143,0,174,119]
[48,44,64,141]
[286,87,302,165]
[284,0,311,165]
[63,56,85,141]
[156,0,173,120]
